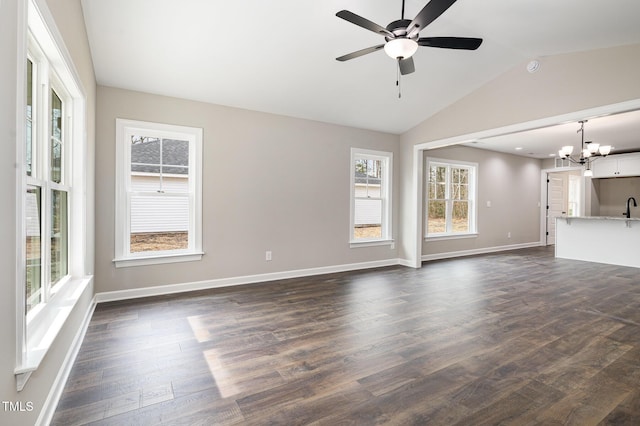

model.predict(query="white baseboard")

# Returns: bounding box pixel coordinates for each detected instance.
[96,258,408,303]
[36,295,97,426]
[397,258,419,268]
[421,241,543,262]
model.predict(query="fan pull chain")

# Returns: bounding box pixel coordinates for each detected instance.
[396,59,402,99]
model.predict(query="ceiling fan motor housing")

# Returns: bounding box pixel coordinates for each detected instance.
[385,19,416,41]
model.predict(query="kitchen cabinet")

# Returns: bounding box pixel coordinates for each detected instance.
[591,153,640,178]
[556,216,640,268]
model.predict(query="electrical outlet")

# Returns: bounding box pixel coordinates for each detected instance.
[265,251,272,261]
[507,232,511,239]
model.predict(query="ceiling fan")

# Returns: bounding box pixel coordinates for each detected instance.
[336,0,482,76]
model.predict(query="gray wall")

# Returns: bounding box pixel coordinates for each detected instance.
[399,43,640,261]
[594,177,640,217]
[3,1,640,421]
[0,0,96,424]
[95,86,400,294]
[422,146,542,256]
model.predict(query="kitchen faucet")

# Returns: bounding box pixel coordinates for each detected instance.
[624,197,637,218]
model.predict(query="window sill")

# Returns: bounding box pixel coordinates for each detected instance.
[15,275,93,391]
[350,239,394,248]
[425,233,478,242]
[113,251,204,268]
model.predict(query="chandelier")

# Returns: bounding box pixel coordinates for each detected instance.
[558,120,612,177]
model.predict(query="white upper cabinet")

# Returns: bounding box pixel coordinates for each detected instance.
[592,153,640,178]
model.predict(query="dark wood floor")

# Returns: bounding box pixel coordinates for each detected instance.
[52,246,640,425]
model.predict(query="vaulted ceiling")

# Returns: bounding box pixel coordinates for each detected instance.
[81,0,640,136]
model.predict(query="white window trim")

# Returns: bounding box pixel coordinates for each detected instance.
[350,148,393,248]
[114,119,203,268]
[425,157,478,240]
[15,0,91,391]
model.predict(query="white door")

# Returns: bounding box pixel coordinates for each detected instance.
[547,173,568,245]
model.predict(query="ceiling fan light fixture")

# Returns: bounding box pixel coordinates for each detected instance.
[384,38,418,59]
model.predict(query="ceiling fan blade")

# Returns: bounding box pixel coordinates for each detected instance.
[336,10,395,38]
[407,0,457,36]
[399,57,415,75]
[336,44,385,62]
[418,36,483,50]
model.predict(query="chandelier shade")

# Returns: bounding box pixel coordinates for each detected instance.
[558,121,611,174]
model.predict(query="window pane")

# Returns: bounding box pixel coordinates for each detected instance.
[26,59,34,177]
[50,89,63,183]
[451,168,469,201]
[130,194,189,252]
[26,186,42,312]
[459,168,468,184]
[367,159,382,178]
[432,166,446,183]
[366,184,381,198]
[354,158,383,198]
[436,182,446,199]
[130,173,161,192]
[353,198,382,240]
[162,139,189,166]
[160,175,189,193]
[459,184,468,200]
[428,200,446,234]
[430,166,447,199]
[51,140,62,183]
[452,201,469,233]
[451,183,459,200]
[354,159,367,197]
[452,167,459,183]
[131,136,161,172]
[51,189,68,284]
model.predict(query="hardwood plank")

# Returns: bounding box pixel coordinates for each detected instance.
[51,246,640,425]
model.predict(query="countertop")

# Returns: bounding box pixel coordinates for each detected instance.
[557,216,640,222]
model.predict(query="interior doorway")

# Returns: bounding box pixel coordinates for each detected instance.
[545,170,582,245]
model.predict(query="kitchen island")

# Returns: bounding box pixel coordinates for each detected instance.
[556,216,640,268]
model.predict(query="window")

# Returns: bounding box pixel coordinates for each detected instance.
[17,0,91,389]
[115,119,203,267]
[350,148,392,245]
[426,158,477,238]
[24,47,72,315]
